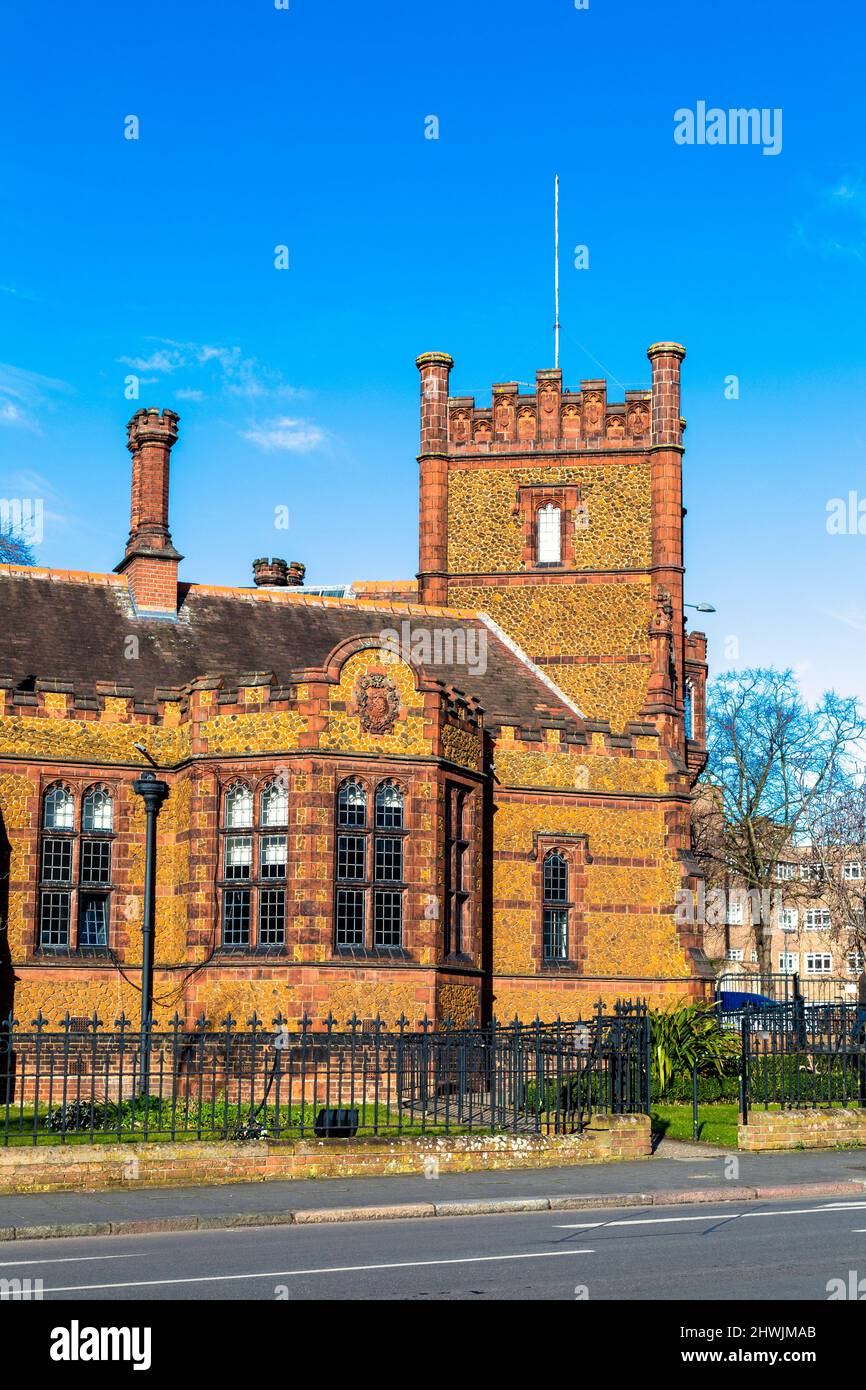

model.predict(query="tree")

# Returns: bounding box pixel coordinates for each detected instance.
[806,775,866,969]
[694,669,865,972]
[0,526,35,565]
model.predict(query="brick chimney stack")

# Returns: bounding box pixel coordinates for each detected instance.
[115,408,182,616]
[416,351,453,605]
[647,342,686,730]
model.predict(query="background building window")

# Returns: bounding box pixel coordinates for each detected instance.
[779,907,798,932]
[776,862,796,881]
[804,908,832,930]
[537,504,562,564]
[800,862,826,882]
[542,850,570,962]
[38,783,113,950]
[335,779,406,950]
[219,780,287,949]
[805,953,832,975]
[844,861,863,881]
[725,948,744,962]
[779,952,799,973]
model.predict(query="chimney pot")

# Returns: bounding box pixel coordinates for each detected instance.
[252,557,289,587]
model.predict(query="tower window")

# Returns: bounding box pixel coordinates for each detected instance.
[537,504,562,564]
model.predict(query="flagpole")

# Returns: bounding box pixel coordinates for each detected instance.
[554,174,560,369]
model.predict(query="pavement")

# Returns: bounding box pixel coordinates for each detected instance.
[6,1190,866,1300]
[2,1140,866,1241]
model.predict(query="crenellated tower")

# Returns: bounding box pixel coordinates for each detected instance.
[416,344,707,767]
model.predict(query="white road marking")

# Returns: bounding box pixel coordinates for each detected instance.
[556,1201,866,1230]
[37,1247,597,1295]
[0,1253,142,1269]
[556,1215,743,1229]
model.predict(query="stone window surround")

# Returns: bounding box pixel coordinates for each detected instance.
[36,775,119,956]
[530,832,591,973]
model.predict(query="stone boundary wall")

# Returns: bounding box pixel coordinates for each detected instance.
[739,1108,866,1152]
[0,1114,651,1194]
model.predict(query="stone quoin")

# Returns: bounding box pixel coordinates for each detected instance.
[0,345,710,1028]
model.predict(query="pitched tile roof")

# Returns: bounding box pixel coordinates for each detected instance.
[0,568,582,733]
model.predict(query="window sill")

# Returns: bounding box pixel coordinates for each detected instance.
[214,946,288,958]
[333,946,410,962]
[541,960,577,972]
[34,946,113,959]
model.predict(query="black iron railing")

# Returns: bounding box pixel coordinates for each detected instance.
[0,1000,651,1146]
[740,1000,866,1119]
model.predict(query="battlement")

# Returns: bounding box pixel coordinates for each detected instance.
[126,407,179,450]
[445,370,652,452]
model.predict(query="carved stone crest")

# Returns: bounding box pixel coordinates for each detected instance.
[451,410,469,442]
[355,672,400,735]
[494,398,514,434]
[583,393,603,433]
[650,585,674,635]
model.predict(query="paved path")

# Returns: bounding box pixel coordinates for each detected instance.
[2,1143,866,1238]
[5,1192,866,1300]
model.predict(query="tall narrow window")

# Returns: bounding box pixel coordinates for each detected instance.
[537,504,562,564]
[374,783,404,948]
[38,784,114,950]
[218,780,287,949]
[335,779,406,950]
[445,786,470,956]
[335,779,368,949]
[78,786,113,947]
[542,850,570,962]
[684,681,694,740]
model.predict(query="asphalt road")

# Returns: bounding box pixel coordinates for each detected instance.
[5,1195,866,1300]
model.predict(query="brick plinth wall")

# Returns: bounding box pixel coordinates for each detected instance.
[0,1115,651,1194]
[739,1108,866,1152]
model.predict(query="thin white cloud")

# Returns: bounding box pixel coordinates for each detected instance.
[0,362,73,432]
[0,401,27,426]
[241,417,327,453]
[820,605,866,634]
[174,388,205,402]
[118,349,186,373]
[117,339,305,402]
[0,283,39,302]
[793,171,866,262]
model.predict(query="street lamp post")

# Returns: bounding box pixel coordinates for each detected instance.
[131,771,169,1096]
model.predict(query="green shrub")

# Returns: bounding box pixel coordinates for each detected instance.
[650,1002,739,1098]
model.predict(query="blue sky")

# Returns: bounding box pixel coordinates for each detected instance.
[2,0,866,705]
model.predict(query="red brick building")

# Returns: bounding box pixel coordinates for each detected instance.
[0,344,710,1029]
